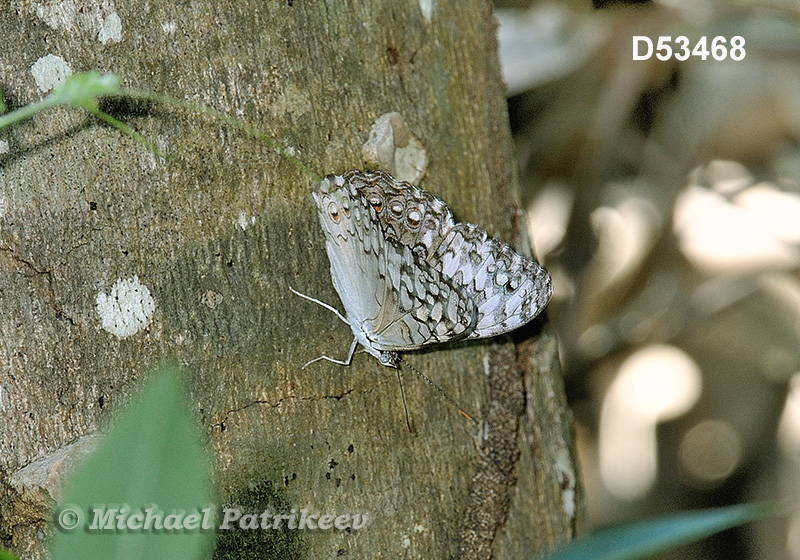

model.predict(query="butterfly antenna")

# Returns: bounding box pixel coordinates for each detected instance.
[400,359,476,422]
[396,367,413,432]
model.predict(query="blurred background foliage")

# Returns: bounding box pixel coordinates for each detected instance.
[495,0,800,558]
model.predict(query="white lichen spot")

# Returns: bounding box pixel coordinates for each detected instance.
[362,112,428,184]
[401,535,411,548]
[33,1,121,44]
[0,140,9,154]
[236,211,255,231]
[31,54,72,93]
[161,20,177,34]
[413,523,427,533]
[419,0,434,22]
[476,419,490,448]
[285,146,297,157]
[35,0,79,30]
[96,276,155,338]
[98,10,122,44]
[201,290,223,309]
[555,447,577,519]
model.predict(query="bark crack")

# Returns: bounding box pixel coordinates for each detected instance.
[0,233,97,328]
[210,386,361,432]
[0,245,52,276]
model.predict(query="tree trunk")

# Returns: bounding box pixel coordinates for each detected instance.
[0,1,583,558]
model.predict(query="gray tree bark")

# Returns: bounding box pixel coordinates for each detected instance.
[0,1,583,558]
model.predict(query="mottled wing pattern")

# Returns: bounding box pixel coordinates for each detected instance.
[312,176,476,354]
[371,237,476,350]
[437,223,551,337]
[346,170,455,258]
[348,169,552,339]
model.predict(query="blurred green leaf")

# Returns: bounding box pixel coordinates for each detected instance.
[50,366,215,560]
[539,502,778,560]
[0,548,20,560]
[49,71,122,111]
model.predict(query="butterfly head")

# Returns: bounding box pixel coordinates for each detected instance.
[379,350,400,368]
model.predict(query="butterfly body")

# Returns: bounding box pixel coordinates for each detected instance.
[308,170,552,368]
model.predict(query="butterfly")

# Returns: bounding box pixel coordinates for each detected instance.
[292,169,552,369]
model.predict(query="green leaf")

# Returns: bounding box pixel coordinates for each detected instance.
[0,548,21,560]
[539,502,778,560]
[50,366,215,560]
[49,71,122,111]
[0,71,122,131]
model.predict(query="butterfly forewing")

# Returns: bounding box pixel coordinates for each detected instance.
[348,170,455,262]
[312,176,477,358]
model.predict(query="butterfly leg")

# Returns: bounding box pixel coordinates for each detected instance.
[301,337,359,369]
[289,285,348,325]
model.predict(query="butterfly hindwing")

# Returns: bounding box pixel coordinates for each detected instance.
[349,170,552,339]
[438,223,551,338]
